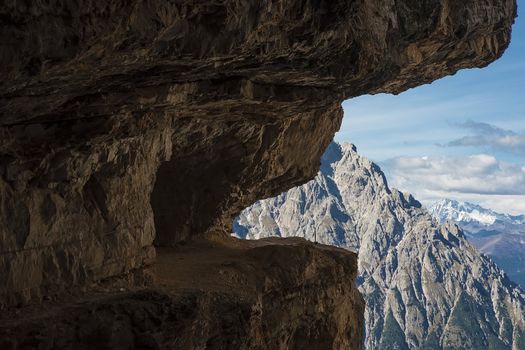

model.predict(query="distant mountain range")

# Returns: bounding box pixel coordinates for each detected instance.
[429,199,525,227]
[430,199,525,288]
[234,142,525,350]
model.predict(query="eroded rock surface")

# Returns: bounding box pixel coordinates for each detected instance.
[0,1,517,347]
[0,0,516,306]
[0,238,364,350]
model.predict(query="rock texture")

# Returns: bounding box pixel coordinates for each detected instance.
[0,238,364,350]
[0,0,517,326]
[430,199,525,288]
[235,143,525,350]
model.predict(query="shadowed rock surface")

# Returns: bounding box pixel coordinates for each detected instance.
[0,238,364,350]
[0,0,517,348]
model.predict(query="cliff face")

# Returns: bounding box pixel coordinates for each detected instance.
[0,0,516,304]
[0,0,517,347]
[235,143,525,349]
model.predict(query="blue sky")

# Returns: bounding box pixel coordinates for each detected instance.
[336,2,525,214]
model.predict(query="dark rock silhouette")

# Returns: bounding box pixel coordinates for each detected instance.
[0,0,517,348]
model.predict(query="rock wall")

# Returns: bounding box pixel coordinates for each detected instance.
[0,0,517,313]
[0,239,364,350]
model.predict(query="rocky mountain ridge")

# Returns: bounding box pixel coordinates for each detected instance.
[235,142,525,349]
[430,199,525,288]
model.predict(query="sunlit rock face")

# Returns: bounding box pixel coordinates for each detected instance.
[430,199,525,289]
[235,143,525,350]
[0,0,517,312]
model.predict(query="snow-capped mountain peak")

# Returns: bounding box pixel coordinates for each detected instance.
[429,198,525,226]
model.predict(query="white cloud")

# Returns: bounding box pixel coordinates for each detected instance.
[443,120,525,155]
[381,154,525,214]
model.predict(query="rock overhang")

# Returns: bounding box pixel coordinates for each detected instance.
[0,0,517,310]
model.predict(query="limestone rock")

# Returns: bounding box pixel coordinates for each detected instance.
[430,199,525,288]
[235,143,525,349]
[0,0,517,306]
[0,238,364,350]
[0,0,517,329]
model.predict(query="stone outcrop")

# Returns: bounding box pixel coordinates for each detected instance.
[0,238,364,350]
[0,0,517,347]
